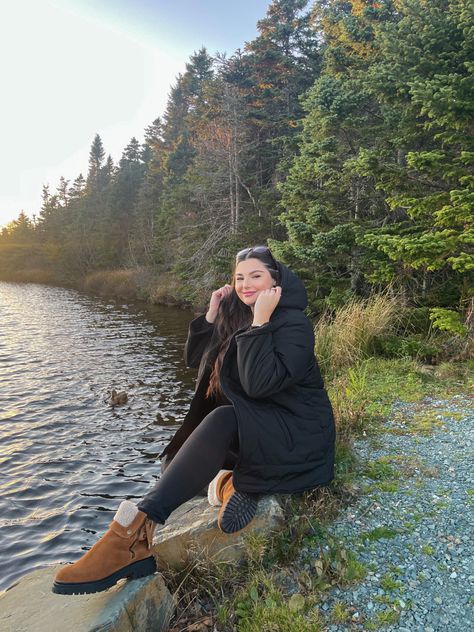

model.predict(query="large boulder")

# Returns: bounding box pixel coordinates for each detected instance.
[0,565,174,632]
[153,495,285,571]
[0,495,285,631]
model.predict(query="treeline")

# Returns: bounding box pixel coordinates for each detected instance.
[1,0,472,322]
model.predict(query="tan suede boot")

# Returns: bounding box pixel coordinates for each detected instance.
[209,470,260,534]
[52,501,157,595]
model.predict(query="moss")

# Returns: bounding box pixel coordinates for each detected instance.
[361,526,400,541]
[408,411,447,435]
[363,458,400,481]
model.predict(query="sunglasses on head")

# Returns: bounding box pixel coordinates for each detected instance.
[235,246,279,284]
[236,245,272,260]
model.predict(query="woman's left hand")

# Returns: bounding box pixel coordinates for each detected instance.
[252,286,282,325]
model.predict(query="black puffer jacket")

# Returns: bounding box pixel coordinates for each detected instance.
[160,260,336,494]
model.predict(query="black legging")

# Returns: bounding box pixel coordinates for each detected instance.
[137,405,241,524]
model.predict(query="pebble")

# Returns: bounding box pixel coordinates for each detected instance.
[303,395,474,632]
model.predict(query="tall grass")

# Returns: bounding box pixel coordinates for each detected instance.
[0,267,61,285]
[82,267,155,300]
[314,289,404,380]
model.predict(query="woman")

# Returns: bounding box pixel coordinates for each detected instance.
[52,246,336,595]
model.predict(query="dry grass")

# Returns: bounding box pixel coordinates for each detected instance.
[83,268,140,299]
[0,267,62,285]
[148,270,186,306]
[82,267,158,301]
[81,266,196,308]
[314,289,404,380]
[161,483,356,631]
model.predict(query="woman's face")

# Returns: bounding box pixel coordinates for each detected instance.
[234,258,275,308]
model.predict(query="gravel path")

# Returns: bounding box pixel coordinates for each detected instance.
[299,393,474,631]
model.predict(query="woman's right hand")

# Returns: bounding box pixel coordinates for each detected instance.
[206,284,233,323]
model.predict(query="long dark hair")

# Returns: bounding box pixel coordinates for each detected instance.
[205,246,280,401]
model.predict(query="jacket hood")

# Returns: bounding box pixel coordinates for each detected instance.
[275,261,308,311]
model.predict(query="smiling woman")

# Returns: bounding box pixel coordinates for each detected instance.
[51,246,336,596]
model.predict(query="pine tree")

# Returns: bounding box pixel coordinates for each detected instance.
[86,133,106,192]
[69,174,86,200]
[273,0,397,308]
[130,118,167,265]
[104,137,146,266]
[243,0,322,197]
[356,0,474,304]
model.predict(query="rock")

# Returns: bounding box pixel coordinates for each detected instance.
[0,566,174,632]
[152,495,285,571]
[1,495,284,632]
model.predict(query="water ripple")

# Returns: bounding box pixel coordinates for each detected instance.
[0,281,196,592]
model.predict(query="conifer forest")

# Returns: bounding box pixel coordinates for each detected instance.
[1,0,473,325]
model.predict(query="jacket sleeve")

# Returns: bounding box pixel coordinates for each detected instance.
[234,315,315,399]
[183,314,215,369]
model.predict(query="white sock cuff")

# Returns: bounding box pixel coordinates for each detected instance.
[114,500,139,527]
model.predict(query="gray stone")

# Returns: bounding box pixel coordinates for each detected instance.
[1,495,284,632]
[152,495,285,571]
[0,566,174,632]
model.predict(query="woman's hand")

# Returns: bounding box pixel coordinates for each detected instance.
[252,286,282,326]
[206,284,233,323]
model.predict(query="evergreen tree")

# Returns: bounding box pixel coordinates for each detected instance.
[130,118,166,265]
[69,174,86,200]
[273,0,396,308]
[105,137,146,266]
[86,133,106,192]
[243,0,322,198]
[357,0,474,305]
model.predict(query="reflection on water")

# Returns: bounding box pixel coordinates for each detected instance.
[0,281,197,592]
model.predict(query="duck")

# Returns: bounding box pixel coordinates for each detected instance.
[108,389,128,407]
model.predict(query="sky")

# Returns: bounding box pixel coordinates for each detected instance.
[0,0,271,228]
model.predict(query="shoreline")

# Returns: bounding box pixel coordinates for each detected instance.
[0,266,199,312]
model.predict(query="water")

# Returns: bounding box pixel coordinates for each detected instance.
[0,281,197,592]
